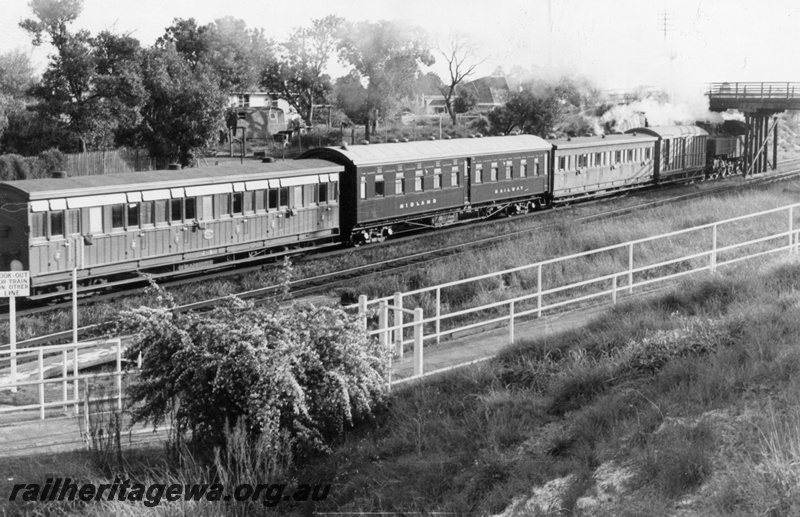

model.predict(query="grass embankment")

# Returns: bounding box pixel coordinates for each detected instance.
[3,178,800,346]
[300,256,800,516]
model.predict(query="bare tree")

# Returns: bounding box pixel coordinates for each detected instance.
[438,33,486,124]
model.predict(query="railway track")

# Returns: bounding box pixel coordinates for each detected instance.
[3,160,800,350]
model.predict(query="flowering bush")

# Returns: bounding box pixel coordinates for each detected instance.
[118,285,389,453]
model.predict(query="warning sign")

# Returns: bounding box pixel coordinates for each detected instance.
[0,271,30,297]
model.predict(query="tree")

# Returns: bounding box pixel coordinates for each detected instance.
[20,0,144,151]
[437,33,485,124]
[136,47,227,166]
[118,283,389,452]
[338,20,434,140]
[0,50,37,143]
[333,71,369,126]
[261,15,342,125]
[486,90,560,136]
[158,17,274,92]
[453,88,477,115]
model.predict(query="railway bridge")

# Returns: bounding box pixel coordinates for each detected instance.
[707,82,800,176]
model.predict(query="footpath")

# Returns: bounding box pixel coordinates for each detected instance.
[0,299,619,459]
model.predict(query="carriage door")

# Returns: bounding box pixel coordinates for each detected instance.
[465,158,472,204]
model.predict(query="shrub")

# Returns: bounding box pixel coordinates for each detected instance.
[117,284,390,455]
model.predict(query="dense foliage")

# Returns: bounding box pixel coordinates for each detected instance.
[117,286,389,453]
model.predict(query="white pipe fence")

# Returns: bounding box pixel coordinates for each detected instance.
[0,339,133,420]
[354,202,800,384]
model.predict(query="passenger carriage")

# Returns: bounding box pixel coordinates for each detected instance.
[0,160,341,292]
[299,135,552,243]
[549,133,658,199]
[625,126,709,183]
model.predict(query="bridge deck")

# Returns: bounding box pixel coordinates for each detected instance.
[708,82,800,112]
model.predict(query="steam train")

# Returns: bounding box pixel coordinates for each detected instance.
[0,124,746,294]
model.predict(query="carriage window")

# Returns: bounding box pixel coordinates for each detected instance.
[534,157,541,176]
[185,197,197,220]
[112,204,125,229]
[520,160,527,178]
[558,156,566,171]
[155,200,168,224]
[279,187,289,207]
[434,168,442,189]
[49,211,64,237]
[31,212,46,238]
[505,162,512,179]
[615,150,622,164]
[170,199,182,222]
[490,165,498,181]
[292,186,303,207]
[578,154,588,168]
[645,147,652,160]
[475,163,483,184]
[255,190,266,211]
[232,192,243,215]
[627,149,634,162]
[140,201,154,226]
[595,153,603,166]
[395,176,405,195]
[414,170,424,192]
[268,189,278,210]
[89,206,103,233]
[200,197,213,220]
[67,209,80,234]
[217,194,231,217]
[243,191,255,213]
[374,174,385,197]
[319,182,328,203]
[330,181,338,202]
[360,176,366,199]
[451,166,459,186]
[126,203,139,228]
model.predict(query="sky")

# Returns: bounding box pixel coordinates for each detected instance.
[1,0,798,104]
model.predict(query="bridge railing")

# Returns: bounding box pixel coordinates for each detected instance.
[707,82,800,101]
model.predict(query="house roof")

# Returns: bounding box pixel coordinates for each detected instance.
[461,76,511,105]
[299,135,552,167]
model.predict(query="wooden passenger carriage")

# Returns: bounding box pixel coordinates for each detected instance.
[625,126,709,183]
[549,133,658,199]
[0,160,341,291]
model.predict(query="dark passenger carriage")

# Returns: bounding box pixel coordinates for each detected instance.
[299,135,552,243]
[625,126,708,183]
[0,160,341,290]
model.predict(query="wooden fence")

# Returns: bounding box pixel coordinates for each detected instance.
[64,149,170,176]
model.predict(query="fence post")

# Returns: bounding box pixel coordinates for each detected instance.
[711,224,718,272]
[379,300,388,347]
[537,263,543,318]
[38,349,45,420]
[509,300,515,344]
[435,287,441,345]
[116,340,122,411]
[73,345,79,415]
[413,308,423,377]
[612,275,618,305]
[358,295,368,330]
[62,350,68,410]
[628,243,634,293]
[394,292,404,358]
